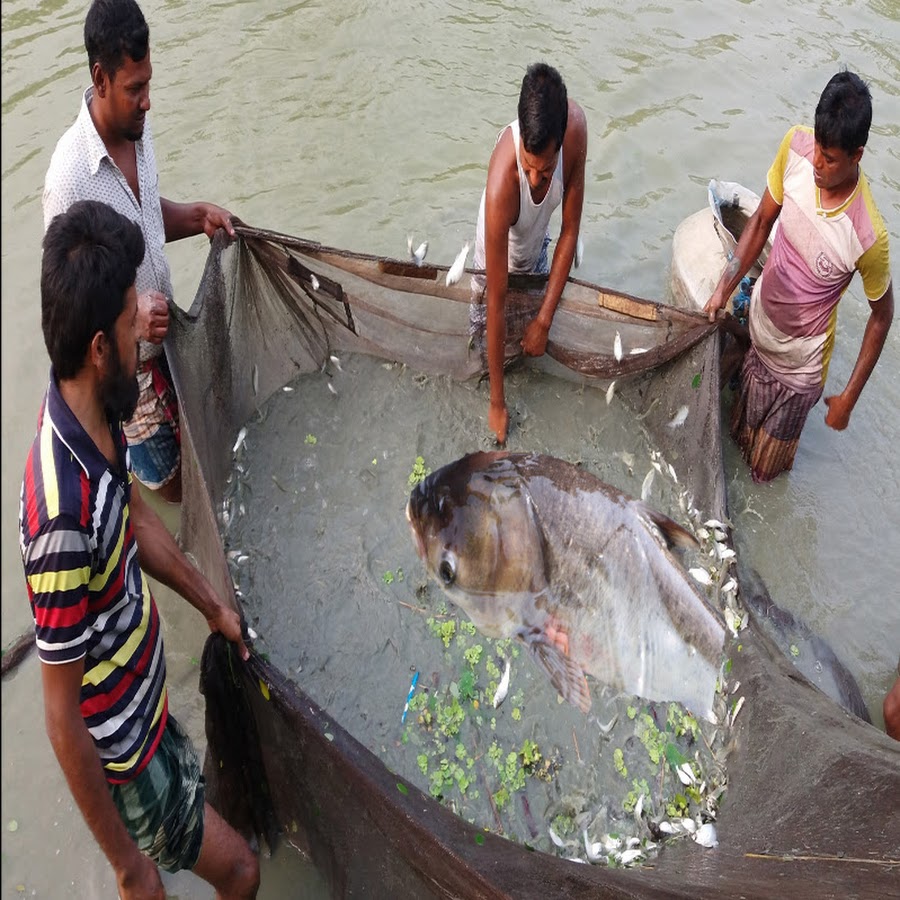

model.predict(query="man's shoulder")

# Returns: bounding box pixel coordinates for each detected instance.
[563,101,588,178]
[21,435,93,546]
[44,117,94,195]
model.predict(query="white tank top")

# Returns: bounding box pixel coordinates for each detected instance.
[473,119,565,273]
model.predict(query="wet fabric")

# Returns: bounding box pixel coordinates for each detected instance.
[128,354,182,489]
[166,226,899,900]
[110,715,205,873]
[468,234,551,351]
[730,344,822,483]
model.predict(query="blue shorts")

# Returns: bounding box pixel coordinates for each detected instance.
[129,421,181,490]
[109,715,206,873]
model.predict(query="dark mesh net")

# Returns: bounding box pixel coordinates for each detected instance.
[168,226,898,899]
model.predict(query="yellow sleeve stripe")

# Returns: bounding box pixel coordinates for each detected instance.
[28,564,92,596]
[39,414,60,520]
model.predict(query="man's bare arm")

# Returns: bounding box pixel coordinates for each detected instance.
[160,198,235,242]
[129,481,248,659]
[484,129,520,444]
[41,659,164,898]
[824,281,894,430]
[704,188,781,321]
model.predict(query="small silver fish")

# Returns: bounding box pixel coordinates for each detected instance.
[605,381,616,406]
[614,330,623,362]
[693,823,718,848]
[689,567,712,586]
[310,274,320,291]
[327,381,337,395]
[445,241,470,286]
[667,405,689,429]
[252,364,259,396]
[232,426,247,454]
[641,467,655,501]
[493,657,511,708]
[407,235,428,266]
[575,235,584,268]
[329,354,343,372]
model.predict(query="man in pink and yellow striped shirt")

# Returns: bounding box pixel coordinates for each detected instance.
[705,70,893,483]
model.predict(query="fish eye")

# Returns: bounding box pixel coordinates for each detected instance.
[438,555,456,586]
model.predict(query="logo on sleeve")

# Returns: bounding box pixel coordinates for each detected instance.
[815,252,835,279]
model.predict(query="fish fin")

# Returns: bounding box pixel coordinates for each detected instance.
[637,503,699,551]
[525,635,592,713]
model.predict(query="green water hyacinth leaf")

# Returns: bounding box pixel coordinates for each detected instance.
[458,670,476,702]
[691,372,702,389]
[396,782,409,795]
[665,742,688,770]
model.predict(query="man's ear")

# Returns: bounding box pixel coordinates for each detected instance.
[852,146,864,165]
[89,330,110,371]
[91,62,107,98]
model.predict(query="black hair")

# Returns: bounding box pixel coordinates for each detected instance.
[517,62,569,155]
[84,0,149,79]
[815,70,872,153]
[42,200,145,379]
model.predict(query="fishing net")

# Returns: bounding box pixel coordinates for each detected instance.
[167,225,898,899]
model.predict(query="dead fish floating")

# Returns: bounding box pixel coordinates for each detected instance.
[407,451,725,720]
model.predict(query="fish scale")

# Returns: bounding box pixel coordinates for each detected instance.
[408,451,726,720]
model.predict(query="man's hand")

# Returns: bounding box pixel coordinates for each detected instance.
[115,849,165,900]
[824,393,852,431]
[136,290,170,344]
[207,602,249,661]
[199,202,236,240]
[489,399,509,446]
[521,316,550,357]
[704,287,730,323]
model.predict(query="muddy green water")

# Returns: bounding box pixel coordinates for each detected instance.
[3,0,898,895]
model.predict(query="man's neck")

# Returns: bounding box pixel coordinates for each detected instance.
[58,374,117,466]
[820,166,860,209]
[87,95,133,157]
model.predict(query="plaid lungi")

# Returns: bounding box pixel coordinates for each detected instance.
[730,345,822,483]
[109,715,205,873]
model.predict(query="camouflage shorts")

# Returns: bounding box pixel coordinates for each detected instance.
[109,715,206,873]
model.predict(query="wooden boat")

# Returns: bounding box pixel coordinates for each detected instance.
[168,224,898,899]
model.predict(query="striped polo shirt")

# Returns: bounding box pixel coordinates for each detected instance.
[750,125,892,393]
[19,373,168,783]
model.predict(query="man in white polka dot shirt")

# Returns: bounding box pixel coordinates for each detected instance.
[43,0,236,504]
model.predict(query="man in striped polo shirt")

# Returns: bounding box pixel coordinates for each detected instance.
[20,201,258,898]
[704,70,893,483]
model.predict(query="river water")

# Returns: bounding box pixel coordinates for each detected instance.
[2,1,897,896]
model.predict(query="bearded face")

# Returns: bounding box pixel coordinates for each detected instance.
[101,335,140,424]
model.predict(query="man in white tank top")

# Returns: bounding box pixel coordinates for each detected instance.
[472,62,587,444]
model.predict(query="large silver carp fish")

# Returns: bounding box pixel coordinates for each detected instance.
[406,451,725,720]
